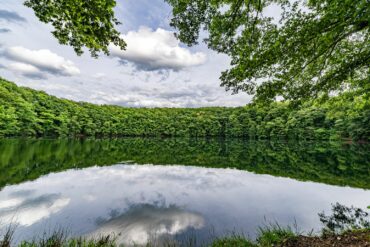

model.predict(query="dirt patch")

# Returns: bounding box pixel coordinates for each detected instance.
[281,230,370,247]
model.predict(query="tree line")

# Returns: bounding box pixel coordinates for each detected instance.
[0,78,369,140]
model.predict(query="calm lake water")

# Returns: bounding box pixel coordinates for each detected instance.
[0,138,369,246]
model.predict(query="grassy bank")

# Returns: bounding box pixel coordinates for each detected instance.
[1,226,369,247]
[212,229,370,247]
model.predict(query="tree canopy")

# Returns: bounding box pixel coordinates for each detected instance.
[1,77,369,141]
[166,0,369,101]
[24,0,369,101]
[24,0,126,57]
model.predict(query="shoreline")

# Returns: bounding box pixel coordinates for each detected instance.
[1,227,369,247]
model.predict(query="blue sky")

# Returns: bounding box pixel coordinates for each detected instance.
[0,0,253,107]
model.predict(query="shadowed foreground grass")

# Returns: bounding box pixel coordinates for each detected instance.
[0,226,369,247]
[0,223,297,247]
[0,229,117,247]
[211,224,299,247]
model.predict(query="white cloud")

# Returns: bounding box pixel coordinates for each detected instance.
[0,9,26,23]
[92,72,106,79]
[3,46,80,78]
[0,0,252,107]
[8,62,46,79]
[110,27,207,71]
[85,80,224,108]
[0,28,11,33]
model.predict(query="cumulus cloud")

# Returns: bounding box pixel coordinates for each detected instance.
[8,62,46,79]
[3,46,80,78]
[0,28,11,33]
[89,82,221,108]
[110,27,206,71]
[0,9,26,23]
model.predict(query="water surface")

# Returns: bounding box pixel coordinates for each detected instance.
[0,138,369,245]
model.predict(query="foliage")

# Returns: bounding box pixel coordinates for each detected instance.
[0,138,369,190]
[319,203,370,235]
[17,231,116,247]
[0,78,369,141]
[211,235,256,247]
[256,223,296,247]
[22,0,369,101]
[24,0,126,57]
[166,0,369,102]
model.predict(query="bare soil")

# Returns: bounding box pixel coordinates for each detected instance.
[281,230,370,247]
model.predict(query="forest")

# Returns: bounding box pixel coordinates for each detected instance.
[0,77,369,140]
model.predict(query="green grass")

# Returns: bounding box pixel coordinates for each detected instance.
[3,228,367,247]
[0,225,15,247]
[0,227,117,247]
[19,234,116,247]
[211,235,257,247]
[210,223,298,247]
[255,223,297,247]
[0,223,300,247]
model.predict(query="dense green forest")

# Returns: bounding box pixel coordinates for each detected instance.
[1,138,369,189]
[0,78,369,140]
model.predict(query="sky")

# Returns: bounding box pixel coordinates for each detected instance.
[0,0,257,107]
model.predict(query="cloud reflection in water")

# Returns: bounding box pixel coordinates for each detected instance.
[0,164,369,245]
[0,191,70,226]
[91,204,204,245]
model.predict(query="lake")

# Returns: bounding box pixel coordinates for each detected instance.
[0,138,369,246]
